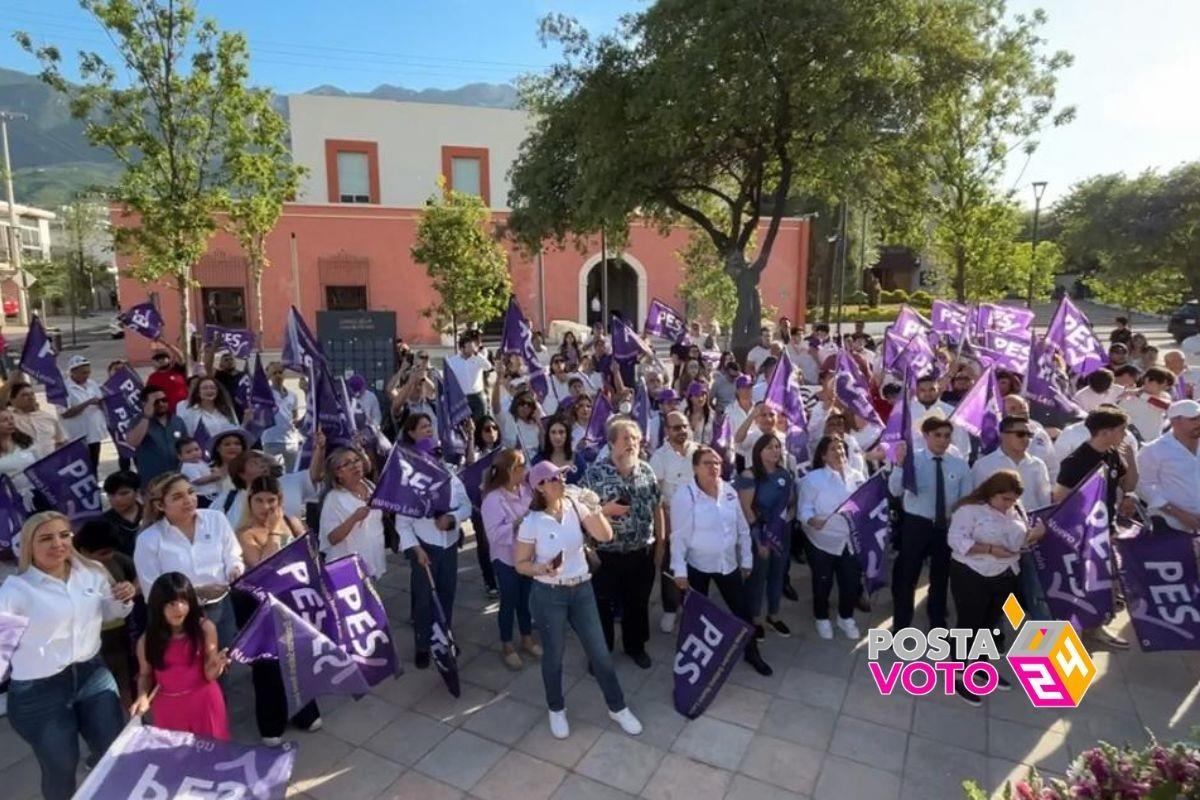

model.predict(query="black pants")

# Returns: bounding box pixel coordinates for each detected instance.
[891,514,951,629]
[87,442,102,475]
[805,540,861,621]
[659,540,679,614]
[233,591,320,737]
[593,547,655,656]
[466,392,487,422]
[950,560,1017,651]
[687,565,767,663]
[472,510,497,590]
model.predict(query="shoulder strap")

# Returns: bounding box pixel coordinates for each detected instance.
[222,490,239,515]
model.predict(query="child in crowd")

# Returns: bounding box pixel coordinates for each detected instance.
[176,437,222,508]
[75,518,141,708]
[131,572,230,740]
[101,470,144,556]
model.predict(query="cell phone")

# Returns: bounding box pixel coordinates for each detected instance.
[549,551,564,569]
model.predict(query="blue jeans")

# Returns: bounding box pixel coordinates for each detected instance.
[203,594,238,649]
[7,657,125,800]
[1017,551,1051,619]
[529,580,626,713]
[493,560,533,643]
[746,527,792,619]
[409,542,458,652]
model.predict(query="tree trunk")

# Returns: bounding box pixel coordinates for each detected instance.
[954,244,967,303]
[252,262,264,350]
[728,251,761,362]
[178,268,191,364]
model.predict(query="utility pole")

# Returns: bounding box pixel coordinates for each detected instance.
[1,111,30,326]
[1026,181,1048,309]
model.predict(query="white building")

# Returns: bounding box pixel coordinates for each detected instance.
[1,200,56,317]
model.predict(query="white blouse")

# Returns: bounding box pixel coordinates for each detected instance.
[0,446,37,502]
[177,403,239,438]
[797,466,866,556]
[320,486,387,578]
[0,558,132,680]
[947,503,1029,577]
[669,480,751,578]
[134,509,245,596]
[518,503,591,584]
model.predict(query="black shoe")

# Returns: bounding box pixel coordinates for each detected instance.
[766,618,791,637]
[782,584,799,602]
[856,595,872,613]
[415,650,431,670]
[745,649,773,677]
[995,673,1012,692]
[754,624,766,642]
[955,681,982,707]
[629,651,652,670]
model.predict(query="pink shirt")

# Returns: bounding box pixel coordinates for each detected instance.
[480,485,533,567]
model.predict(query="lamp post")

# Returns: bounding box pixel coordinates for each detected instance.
[1025,180,1048,309]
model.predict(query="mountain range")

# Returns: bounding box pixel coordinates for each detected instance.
[0,67,519,207]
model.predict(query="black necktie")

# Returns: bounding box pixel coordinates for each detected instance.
[933,456,947,528]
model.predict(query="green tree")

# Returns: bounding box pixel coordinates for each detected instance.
[919,2,1074,302]
[677,231,738,329]
[18,0,262,354]
[507,0,974,353]
[412,183,512,336]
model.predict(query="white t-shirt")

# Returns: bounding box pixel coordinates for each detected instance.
[181,461,221,499]
[63,379,108,444]
[446,353,491,395]
[746,344,773,372]
[262,387,301,446]
[177,404,238,438]
[518,503,590,584]
[319,486,387,578]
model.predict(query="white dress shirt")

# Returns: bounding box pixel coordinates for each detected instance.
[947,503,1028,577]
[670,480,751,577]
[177,403,239,438]
[320,486,387,577]
[446,353,492,395]
[797,466,865,556]
[1054,421,1138,465]
[502,417,542,460]
[746,345,773,373]
[396,475,473,551]
[518,505,591,584]
[1027,420,1060,484]
[134,509,244,595]
[1073,385,1124,412]
[1118,391,1170,443]
[0,559,132,680]
[649,441,699,504]
[63,379,108,444]
[971,449,1052,511]
[1136,432,1200,530]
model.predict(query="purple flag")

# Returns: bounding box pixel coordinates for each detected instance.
[0,612,29,680]
[673,589,752,719]
[234,535,341,642]
[101,366,144,458]
[931,300,970,344]
[882,329,907,373]
[461,448,500,509]
[1028,466,1115,629]
[18,315,67,407]
[835,473,892,593]
[1045,297,1106,376]
[116,302,165,341]
[73,722,296,800]
[610,314,655,366]
[437,377,467,466]
[193,419,213,461]
[985,329,1032,375]
[280,306,325,372]
[424,565,461,697]
[0,475,26,553]
[309,364,355,447]
[204,325,254,358]
[498,297,549,403]
[711,412,734,481]
[1114,533,1200,651]
[834,351,883,427]
[879,388,905,463]
[580,390,614,458]
[977,303,1035,335]
[762,507,788,556]
[323,555,403,686]
[894,333,937,382]
[23,438,102,523]
[442,363,471,430]
[901,373,917,493]
[243,355,278,439]
[949,366,1002,454]
[644,298,688,341]
[762,352,809,462]
[892,305,931,340]
[370,442,454,518]
[1026,336,1083,417]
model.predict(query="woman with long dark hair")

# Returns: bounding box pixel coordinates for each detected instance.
[684,380,714,445]
[503,389,544,459]
[559,331,582,370]
[0,406,37,511]
[736,434,795,639]
[467,415,503,598]
[480,449,540,669]
[177,377,239,437]
[534,418,587,484]
[131,572,229,739]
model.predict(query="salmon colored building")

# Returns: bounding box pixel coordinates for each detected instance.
[115,96,810,363]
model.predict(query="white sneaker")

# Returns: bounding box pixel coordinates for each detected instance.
[815,619,834,640]
[549,710,570,739]
[261,736,283,747]
[837,617,860,640]
[609,707,643,736]
[659,612,677,634]
[305,717,323,732]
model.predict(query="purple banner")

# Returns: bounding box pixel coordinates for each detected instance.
[985,329,1032,375]
[949,366,1002,454]
[0,475,26,553]
[245,355,278,439]
[1114,533,1200,651]
[116,302,165,341]
[834,351,883,427]
[442,362,472,431]
[901,371,917,493]
[23,438,102,523]
[882,329,907,373]
[1028,466,1115,629]
[426,567,461,697]
[977,303,1035,336]
[461,448,500,509]
[371,442,453,518]
[280,306,325,372]
[204,325,254,358]
[323,555,403,686]
[73,722,296,800]
[931,300,970,343]
[1046,297,1106,376]
[437,375,467,466]
[892,305,931,341]
[644,298,688,341]
[1026,336,1083,417]
[673,589,752,719]
[193,419,213,461]
[580,390,614,458]
[836,472,892,593]
[234,535,341,642]
[894,333,938,383]
[310,364,356,447]
[0,612,29,680]
[711,412,734,481]
[610,314,654,363]
[18,315,67,407]
[762,352,809,463]
[101,366,144,458]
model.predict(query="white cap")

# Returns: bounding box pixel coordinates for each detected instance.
[67,355,90,370]
[1167,399,1200,420]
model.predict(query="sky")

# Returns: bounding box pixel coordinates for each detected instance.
[2,0,1196,207]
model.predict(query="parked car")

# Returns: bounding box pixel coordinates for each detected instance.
[107,315,126,339]
[2,297,16,317]
[1168,300,1200,343]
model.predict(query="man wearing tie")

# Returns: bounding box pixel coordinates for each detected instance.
[889,416,973,631]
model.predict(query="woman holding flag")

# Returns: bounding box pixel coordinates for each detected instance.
[319,446,387,578]
[736,434,795,639]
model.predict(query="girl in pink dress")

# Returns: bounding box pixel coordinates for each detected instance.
[131,572,230,740]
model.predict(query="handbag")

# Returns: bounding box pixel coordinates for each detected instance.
[565,495,602,574]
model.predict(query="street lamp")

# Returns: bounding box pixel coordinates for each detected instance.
[1025,180,1048,309]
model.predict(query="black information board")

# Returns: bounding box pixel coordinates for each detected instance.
[315,311,396,404]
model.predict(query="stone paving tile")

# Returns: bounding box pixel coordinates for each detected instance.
[575,731,666,795]
[775,667,848,712]
[516,716,605,769]
[460,695,545,745]
[757,697,837,751]
[704,684,773,730]
[550,773,636,800]
[736,735,825,796]
[641,753,732,800]
[671,716,755,771]
[471,750,567,800]
[414,729,508,791]
[287,730,356,795]
[911,697,989,752]
[412,682,498,726]
[829,715,909,773]
[986,717,1073,775]
[362,709,455,766]
[813,754,901,800]
[321,694,404,746]
[723,774,809,800]
[375,769,464,800]
[306,748,403,800]
[628,697,689,752]
[903,734,989,796]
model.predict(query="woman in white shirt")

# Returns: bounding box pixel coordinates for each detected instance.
[797,434,866,640]
[503,389,544,460]
[177,377,240,437]
[0,511,135,800]
[947,469,1045,706]
[515,460,642,740]
[684,380,715,445]
[568,394,593,449]
[136,473,245,649]
[670,446,773,676]
[319,446,386,579]
[262,361,302,471]
[0,407,37,512]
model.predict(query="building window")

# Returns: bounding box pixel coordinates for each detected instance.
[325,140,380,204]
[201,288,246,326]
[441,146,491,206]
[325,285,368,311]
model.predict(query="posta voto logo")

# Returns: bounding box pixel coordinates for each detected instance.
[866,594,1097,707]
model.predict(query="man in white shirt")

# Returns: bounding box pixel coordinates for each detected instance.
[1163,349,1200,399]
[9,380,67,458]
[1117,366,1173,444]
[1054,404,1138,466]
[1003,394,1060,482]
[745,327,774,376]
[445,334,492,421]
[1136,399,1200,532]
[1073,369,1123,412]
[649,410,698,633]
[60,355,108,474]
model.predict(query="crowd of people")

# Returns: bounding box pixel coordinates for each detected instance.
[0,310,1196,798]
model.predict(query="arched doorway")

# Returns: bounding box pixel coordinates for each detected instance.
[579,254,647,328]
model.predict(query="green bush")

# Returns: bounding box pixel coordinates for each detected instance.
[880,288,909,304]
[846,290,869,306]
[909,290,933,308]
